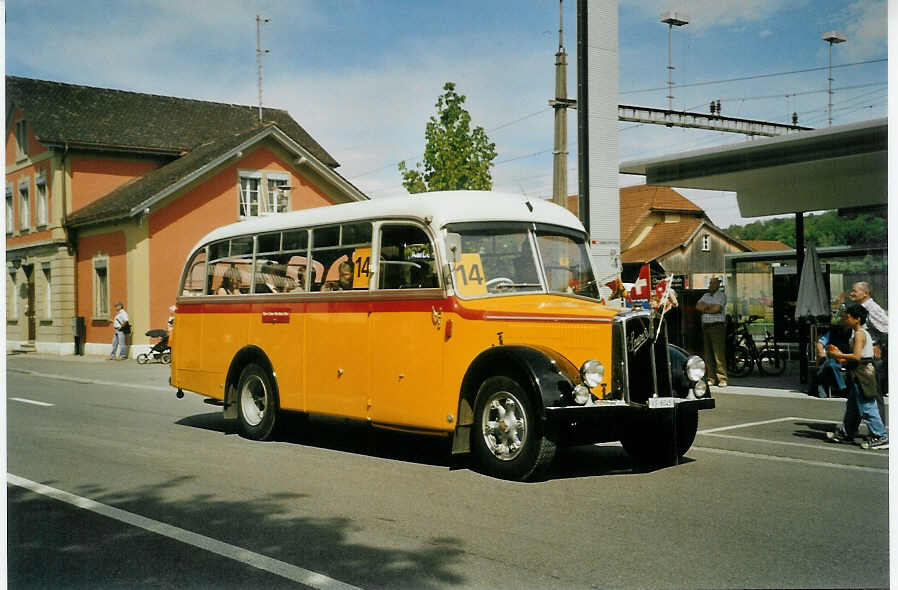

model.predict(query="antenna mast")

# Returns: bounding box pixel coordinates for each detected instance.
[256,14,270,124]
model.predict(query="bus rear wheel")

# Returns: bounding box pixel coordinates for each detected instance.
[236,363,279,440]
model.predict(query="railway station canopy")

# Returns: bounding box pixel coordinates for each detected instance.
[619,118,887,218]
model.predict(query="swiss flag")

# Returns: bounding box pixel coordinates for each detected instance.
[630,264,651,300]
[655,279,668,299]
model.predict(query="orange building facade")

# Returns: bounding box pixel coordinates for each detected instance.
[6,76,365,356]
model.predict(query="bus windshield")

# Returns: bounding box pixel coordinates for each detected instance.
[446,223,599,299]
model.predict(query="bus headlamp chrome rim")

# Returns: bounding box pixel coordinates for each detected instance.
[579,360,604,389]
[693,379,708,398]
[685,355,706,382]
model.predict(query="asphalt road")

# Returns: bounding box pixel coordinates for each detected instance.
[5,356,891,589]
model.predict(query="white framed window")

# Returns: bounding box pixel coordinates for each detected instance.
[93,257,109,318]
[42,263,52,320]
[19,180,30,230]
[238,173,262,218]
[15,119,28,160]
[701,234,711,252]
[239,171,292,218]
[36,173,48,226]
[266,174,291,214]
[6,187,13,234]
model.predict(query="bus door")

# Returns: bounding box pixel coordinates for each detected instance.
[369,223,446,430]
[304,224,372,420]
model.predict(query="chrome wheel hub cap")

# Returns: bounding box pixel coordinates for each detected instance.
[481,391,527,461]
[240,375,267,427]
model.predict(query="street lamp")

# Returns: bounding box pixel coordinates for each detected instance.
[822,31,847,127]
[661,11,689,112]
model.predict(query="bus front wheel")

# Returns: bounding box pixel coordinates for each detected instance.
[471,376,555,481]
[236,363,279,441]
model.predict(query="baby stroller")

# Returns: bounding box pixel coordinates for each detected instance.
[137,329,171,364]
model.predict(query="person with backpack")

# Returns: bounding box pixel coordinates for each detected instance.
[826,303,888,450]
[109,301,130,360]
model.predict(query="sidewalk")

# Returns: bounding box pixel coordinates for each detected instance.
[6,351,827,400]
[5,351,173,392]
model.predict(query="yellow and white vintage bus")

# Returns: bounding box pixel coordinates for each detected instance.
[171,191,713,480]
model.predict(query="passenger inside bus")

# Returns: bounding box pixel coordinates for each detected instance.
[321,260,354,291]
[217,266,242,295]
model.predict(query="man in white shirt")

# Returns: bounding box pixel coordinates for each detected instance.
[849,281,888,340]
[849,281,888,396]
[110,301,130,360]
[696,277,727,387]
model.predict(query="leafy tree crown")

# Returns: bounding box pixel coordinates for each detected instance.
[399,82,497,194]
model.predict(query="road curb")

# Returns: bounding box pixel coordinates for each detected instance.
[7,368,172,392]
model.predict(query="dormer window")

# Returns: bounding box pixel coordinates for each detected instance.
[701,234,711,252]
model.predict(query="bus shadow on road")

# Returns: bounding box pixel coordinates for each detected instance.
[550,444,694,479]
[176,412,681,480]
[177,411,453,469]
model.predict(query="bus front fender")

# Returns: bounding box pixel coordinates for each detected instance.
[452,345,581,454]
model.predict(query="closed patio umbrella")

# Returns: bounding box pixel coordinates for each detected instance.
[795,245,829,320]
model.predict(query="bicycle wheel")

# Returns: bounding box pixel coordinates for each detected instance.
[728,345,753,377]
[758,346,787,376]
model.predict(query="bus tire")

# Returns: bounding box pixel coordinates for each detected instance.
[236,363,279,441]
[471,376,555,481]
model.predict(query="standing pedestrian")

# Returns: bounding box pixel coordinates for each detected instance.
[109,301,130,360]
[826,303,888,449]
[849,280,889,406]
[696,276,727,388]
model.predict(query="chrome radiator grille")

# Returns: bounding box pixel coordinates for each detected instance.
[611,311,673,404]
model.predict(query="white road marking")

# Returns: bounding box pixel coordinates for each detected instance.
[698,416,835,435]
[10,397,54,407]
[701,433,885,457]
[7,474,362,590]
[691,447,889,474]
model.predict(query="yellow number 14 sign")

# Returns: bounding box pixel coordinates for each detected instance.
[453,253,487,296]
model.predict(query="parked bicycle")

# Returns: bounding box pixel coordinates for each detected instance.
[726,315,786,377]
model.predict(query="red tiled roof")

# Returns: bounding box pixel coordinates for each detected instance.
[744,239,792,251]
[620,219,703,263]
[620,185,703,241]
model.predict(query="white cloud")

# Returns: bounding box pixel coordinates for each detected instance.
[620,0,808,30]
[838,0,888,60]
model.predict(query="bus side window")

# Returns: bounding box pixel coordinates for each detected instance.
[378,224,437,290]
[207,238,253,295]
[182,249,207,296]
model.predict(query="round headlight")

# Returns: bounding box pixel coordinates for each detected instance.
[685,355,706,382]
[693,379,708,398]
[580,359,604,389]
[573,384,591,405]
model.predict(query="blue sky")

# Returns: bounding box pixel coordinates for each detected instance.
[4,0,889,227]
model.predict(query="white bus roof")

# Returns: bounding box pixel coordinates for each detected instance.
[190,191,586,251]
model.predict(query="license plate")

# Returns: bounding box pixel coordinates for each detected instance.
[648,397,676,409]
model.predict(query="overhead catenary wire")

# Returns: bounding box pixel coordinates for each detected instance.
[620,57,887,95]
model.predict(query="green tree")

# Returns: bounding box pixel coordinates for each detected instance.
[726,210,888,248]
[399,82,497,194]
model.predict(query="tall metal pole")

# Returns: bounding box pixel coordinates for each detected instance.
[551,0,574,208]
[822,32,846,127]
[660,12,688,113]
[256,15,270,124]
[667,23,673,111]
